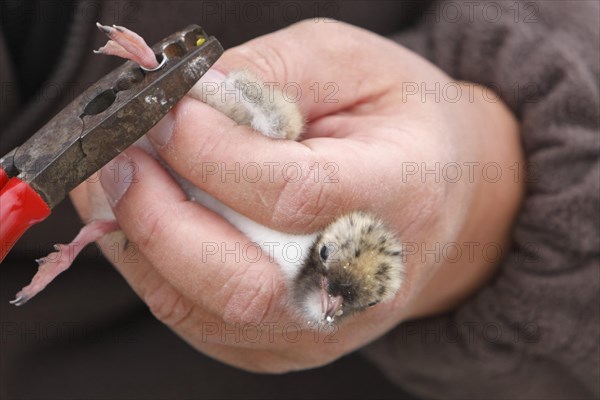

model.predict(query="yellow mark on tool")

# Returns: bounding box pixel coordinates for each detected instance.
[196,37,206,46]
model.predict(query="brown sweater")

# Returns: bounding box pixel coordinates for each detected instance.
[1,1,598,398]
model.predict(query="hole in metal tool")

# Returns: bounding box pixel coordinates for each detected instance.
[162,42,185,59]
[141,53,167,72]
[183,27,205,49]
[116,68,144,91]
[82,89,116,116]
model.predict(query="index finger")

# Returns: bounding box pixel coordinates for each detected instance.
[211,19,407,120]
[149,97,357,234]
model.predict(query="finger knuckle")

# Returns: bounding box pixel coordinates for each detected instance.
[271,161,331,231]
[145,282,195,328]
[221,265,284,326]
[235,43,290,84]
[130,203,172,251]
[172,99,225,163]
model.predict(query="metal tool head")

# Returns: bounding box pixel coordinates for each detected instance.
[6,25,223,209]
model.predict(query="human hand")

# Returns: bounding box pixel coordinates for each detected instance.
[71,19,523,372]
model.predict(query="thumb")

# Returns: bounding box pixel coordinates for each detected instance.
[206,19,402,120]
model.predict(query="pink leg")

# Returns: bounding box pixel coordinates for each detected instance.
[94,23,159,70]
[10,220,120,306]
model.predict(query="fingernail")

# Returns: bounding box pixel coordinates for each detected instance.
[192,68,227,104]
[200,68,226,85]
[100,153,134,206]
[147,111,175,147]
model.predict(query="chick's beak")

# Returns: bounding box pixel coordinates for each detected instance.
[321,276,344,323]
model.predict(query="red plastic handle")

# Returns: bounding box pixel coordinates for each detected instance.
[0,167,8,189]
[0,177,51,263]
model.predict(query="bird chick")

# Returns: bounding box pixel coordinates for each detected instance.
[11,24,405,326]
[293,212,404,324]
[190,70,303,141]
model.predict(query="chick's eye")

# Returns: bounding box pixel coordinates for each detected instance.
[319,245,329,261]
[368,301,379,308]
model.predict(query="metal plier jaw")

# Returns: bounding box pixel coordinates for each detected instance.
[0,25,224,262]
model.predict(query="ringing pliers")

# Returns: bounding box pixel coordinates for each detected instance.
[0,24,223,262]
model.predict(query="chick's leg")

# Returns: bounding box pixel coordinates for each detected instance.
[94,23,159,70]
[10,220,120,306]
